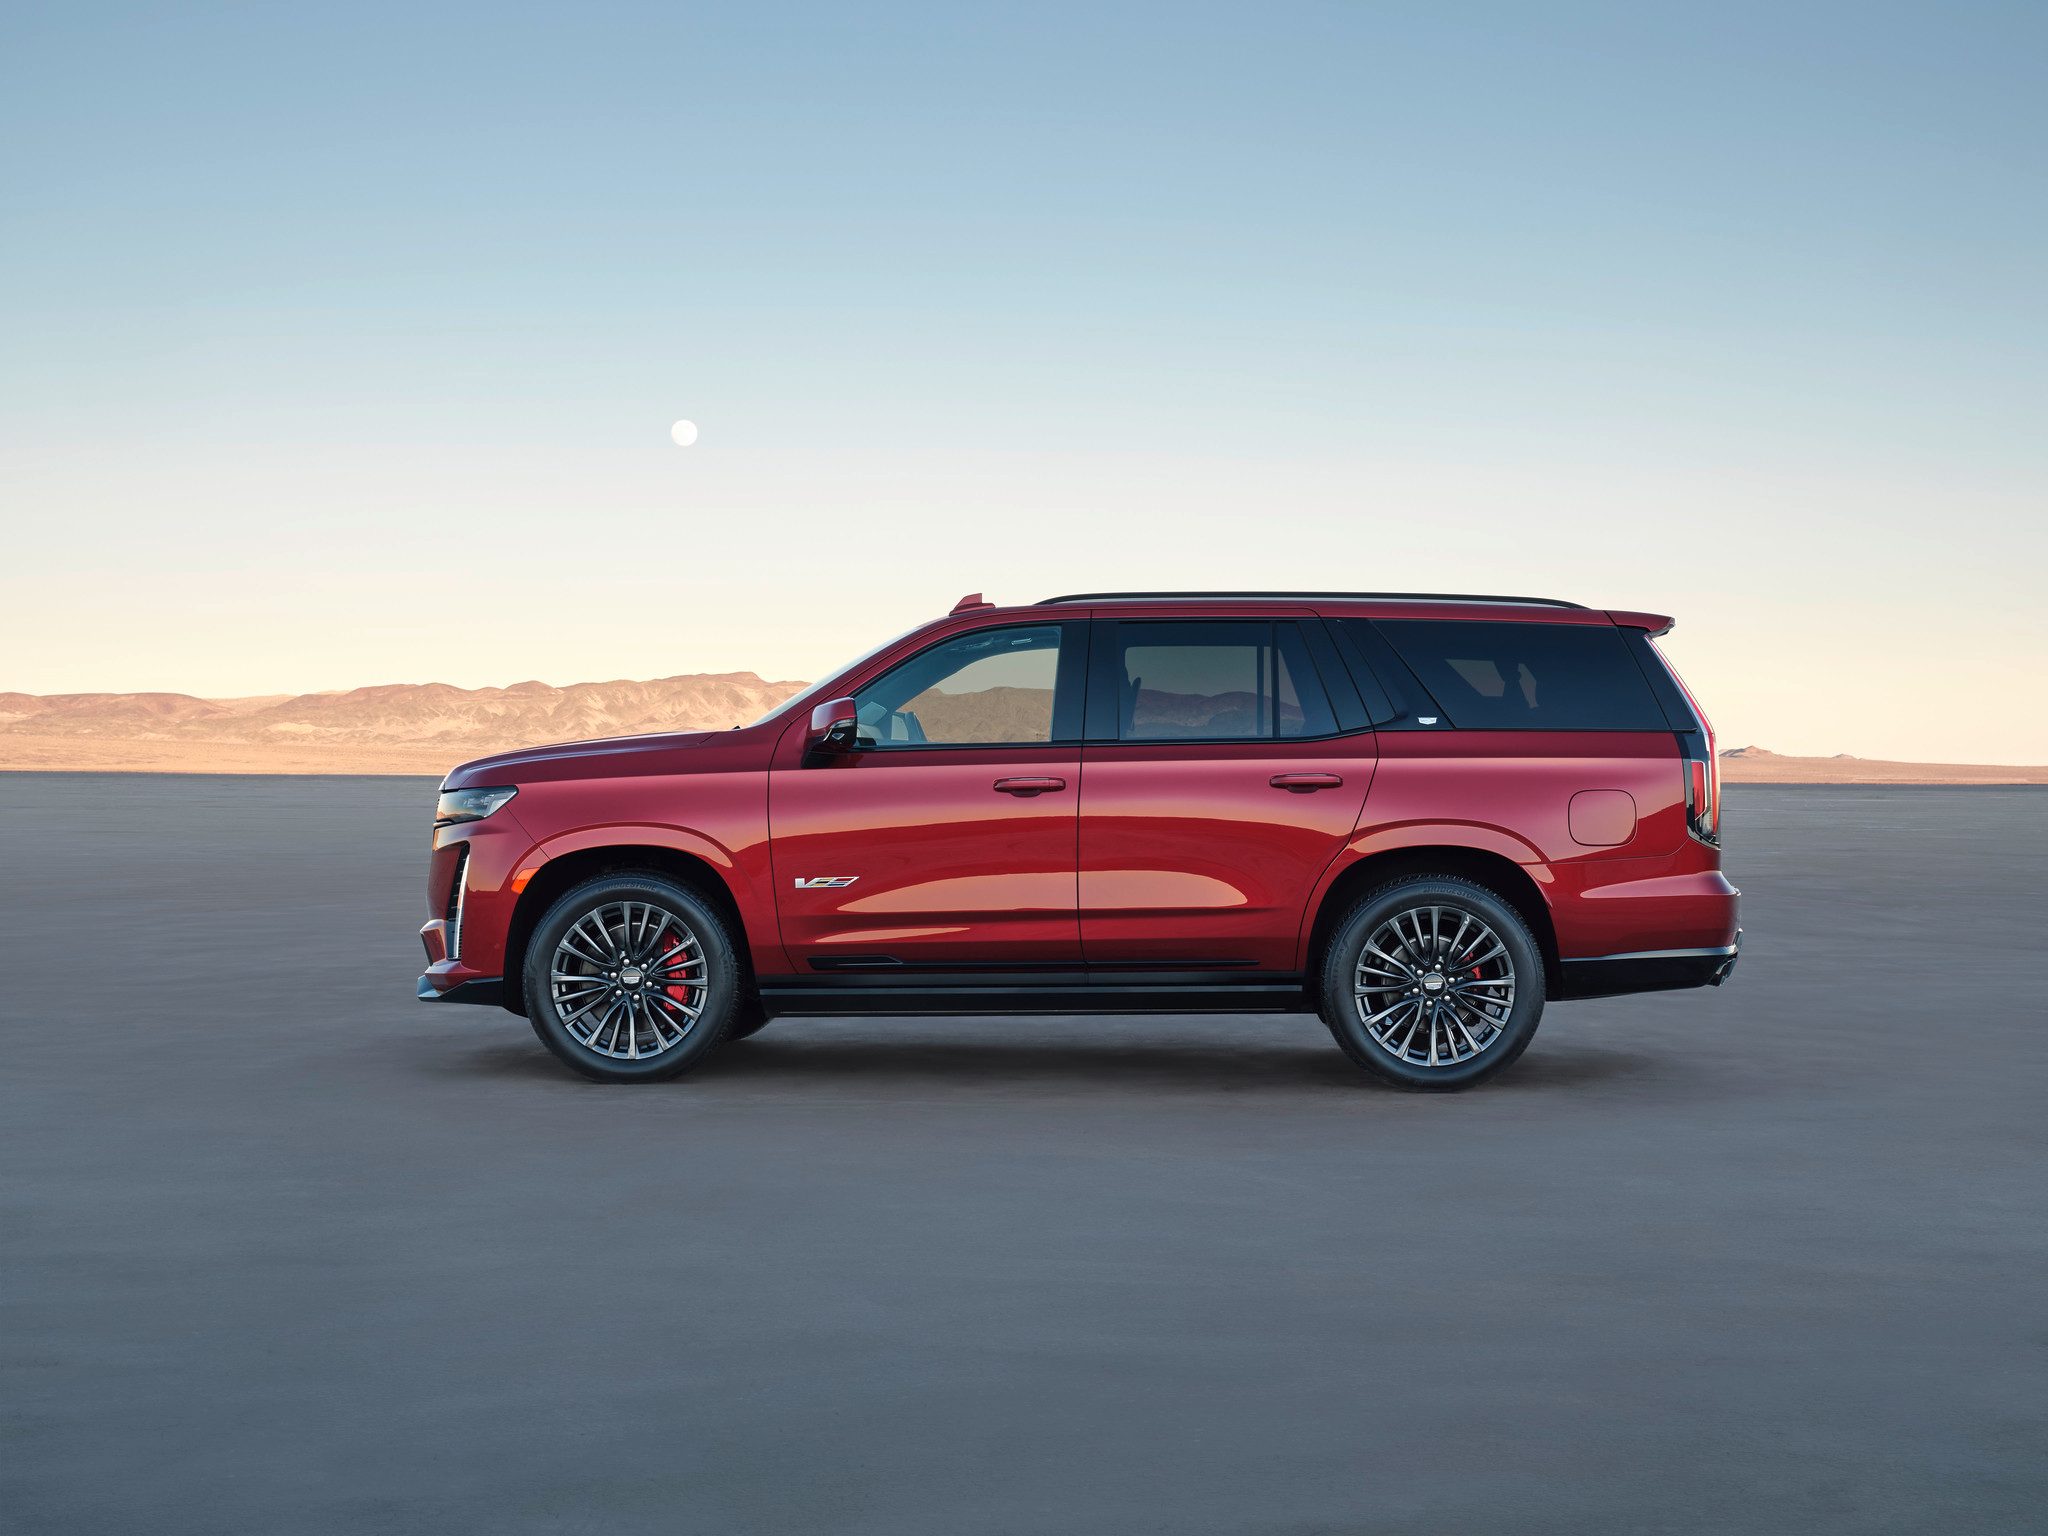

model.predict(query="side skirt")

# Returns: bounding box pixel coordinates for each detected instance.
[759,969,1311,1018]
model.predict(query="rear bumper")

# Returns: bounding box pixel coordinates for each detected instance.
[1557,930,1741,1000]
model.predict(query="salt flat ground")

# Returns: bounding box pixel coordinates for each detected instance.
[2,777,2042,1534]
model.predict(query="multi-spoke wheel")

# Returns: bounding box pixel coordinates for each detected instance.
[1318,875,1546,1090]
[1355,903,1516,1068]
[549,899,707,1059]
[522,874,741,1082]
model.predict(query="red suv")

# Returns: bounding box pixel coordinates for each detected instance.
[417,593,1738,1089]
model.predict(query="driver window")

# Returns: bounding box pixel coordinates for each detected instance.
[853,625,1062,746]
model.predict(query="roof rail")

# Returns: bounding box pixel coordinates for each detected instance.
[1035,591,1587,609]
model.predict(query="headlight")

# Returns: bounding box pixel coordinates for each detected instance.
[435,785,518,828]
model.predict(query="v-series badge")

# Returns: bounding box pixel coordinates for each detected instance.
[792,876,859,889]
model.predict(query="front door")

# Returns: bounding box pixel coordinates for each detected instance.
[770,621,1087,970]
[1079,618,1376,971]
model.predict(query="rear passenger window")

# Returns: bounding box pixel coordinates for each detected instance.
[1370,620,1666,731]
[1108,621,1337,740]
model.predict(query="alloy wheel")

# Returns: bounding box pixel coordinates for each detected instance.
[548,900,706,1061]
[1353,903,1517,1069]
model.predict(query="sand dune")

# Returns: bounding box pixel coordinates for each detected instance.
[1,678,2042,781]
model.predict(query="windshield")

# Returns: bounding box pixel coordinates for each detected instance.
[742,624,926,728]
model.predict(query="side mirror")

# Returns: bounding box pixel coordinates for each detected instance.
[808,697,860,753]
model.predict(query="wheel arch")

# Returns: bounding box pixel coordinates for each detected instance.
[1302,845,1562,1007]
[502,843,753,1015]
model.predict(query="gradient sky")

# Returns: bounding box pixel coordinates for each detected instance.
[4,2,2045,760]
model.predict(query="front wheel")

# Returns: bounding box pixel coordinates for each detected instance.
[521,874,742,1082]
[1319,876,1546,1091]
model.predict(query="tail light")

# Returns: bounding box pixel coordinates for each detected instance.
[1685,748,1720,845]
[1667,664,1719,846]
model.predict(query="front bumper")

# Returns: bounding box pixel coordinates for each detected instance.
[416,971,507,1007]
[418,921,510,1008]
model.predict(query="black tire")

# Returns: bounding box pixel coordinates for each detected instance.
[521,873,742,1083]
[1318,875,1546,1091]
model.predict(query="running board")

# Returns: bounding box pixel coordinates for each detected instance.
[759,970,1310,1017]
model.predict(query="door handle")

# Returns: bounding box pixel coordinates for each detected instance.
[993,776,1067,796]
[1270,772,1343,792]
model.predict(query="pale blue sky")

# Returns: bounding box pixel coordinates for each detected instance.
[4,3,2044,758]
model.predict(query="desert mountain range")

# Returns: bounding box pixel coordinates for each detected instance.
[1712,745,2047,785]
[0,674,808,775]
[1,677,2043,782]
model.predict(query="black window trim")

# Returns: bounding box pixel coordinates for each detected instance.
[1082,617,1373,746]
[1298,618,1372,734]
[845,618,1090,752]
[1328,618,1440,730]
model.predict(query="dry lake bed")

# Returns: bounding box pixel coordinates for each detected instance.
[3,776,2043,1533]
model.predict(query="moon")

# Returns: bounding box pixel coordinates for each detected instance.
[669,419,699,448]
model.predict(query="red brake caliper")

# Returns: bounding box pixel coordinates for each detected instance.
[659,936,698,1009]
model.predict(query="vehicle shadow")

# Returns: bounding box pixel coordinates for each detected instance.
[448,1021,1667,1096]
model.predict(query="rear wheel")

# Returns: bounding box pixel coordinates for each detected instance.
[521,874,741,1082]
[1318,876,1546,1091]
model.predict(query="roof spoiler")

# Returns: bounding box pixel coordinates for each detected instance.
[1607,610,1675,637]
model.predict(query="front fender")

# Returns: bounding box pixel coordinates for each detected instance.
[521,821,783,969]
[530,821,748,885]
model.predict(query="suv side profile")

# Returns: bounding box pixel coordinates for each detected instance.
[417,592,1738,1090]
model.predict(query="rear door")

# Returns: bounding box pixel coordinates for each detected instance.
[1078,617,1376,971]
[770,620,1089,969]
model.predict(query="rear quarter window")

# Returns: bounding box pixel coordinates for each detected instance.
[1370,620,1667,731]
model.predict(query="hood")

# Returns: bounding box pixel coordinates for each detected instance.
[441,730,715,788]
